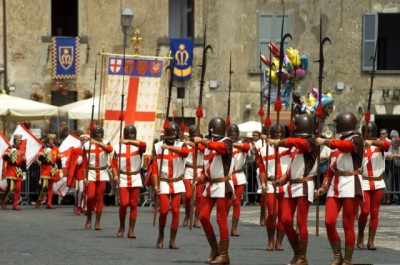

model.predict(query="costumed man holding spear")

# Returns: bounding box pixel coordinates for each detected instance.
[259,123,290,251]
[150,121,188,249]
[193,117,234,264]
[1,134,26,210]
[182,124,205,228]
[315,112,364,265]
[83,125,113,230]
[270,114,318,265]
[36,133,62,209]
[111,125,147,238]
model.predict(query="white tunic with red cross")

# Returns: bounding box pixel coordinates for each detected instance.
[260,144,290,194]
[361,145,386,191]
[112,143,143,188]
[202,137,234,198]
[84,140,111,182]
[154,140,186,194]
[230,142,248,186]
[184,144,204,180]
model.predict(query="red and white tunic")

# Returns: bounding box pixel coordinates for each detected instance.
[259,144,290,194]
[361,140,390,191]
[230,141,250,186]
[38,146,62,180]
[325,134,364,198]
[202,137,233,198]
[2,146,26,180]
[112,141,146,188]
[184,143,205,180]
[83,140,113,182]
[153,140,186,194]
[284,137,318,202]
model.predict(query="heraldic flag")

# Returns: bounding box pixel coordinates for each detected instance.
[170,38,193,80]
[0,131,10,191]
[103,56,165,155]
[52,37,80,79]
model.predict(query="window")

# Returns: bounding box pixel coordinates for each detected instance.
[258,13,290,70]
[362,13,400,71]
[51,0,78,36]
[169,0,194,38]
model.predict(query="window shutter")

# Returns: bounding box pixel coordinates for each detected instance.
[362,13,378,71]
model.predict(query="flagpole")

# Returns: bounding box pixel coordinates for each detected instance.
[99,52,173,60]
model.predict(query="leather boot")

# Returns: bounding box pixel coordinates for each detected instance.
[183,207,190,226]
[206,234,219,263]
[329,241,343,265]
[117,214,125,237]
[342,247,354,265]
[194,210,201,228]
[266,228,275,251]
[231,217,240,237]
[95,212,102,230]
[287,236,300,265]
[293,240,308,265]
[367,228,377,250]
[209,239,230,264]
[127,218,136,238]
[169,228,179,249]
[356,224,365,249]
[157,226,164,248]
[259,205,266,226]
[275,229,285,251]
[85,211,92,229]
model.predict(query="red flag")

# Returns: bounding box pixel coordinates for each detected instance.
[11,124,44,168]
[0,132,10,191]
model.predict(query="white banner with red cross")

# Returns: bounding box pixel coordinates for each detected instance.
[0,131,11,190]
[103,56,166,155]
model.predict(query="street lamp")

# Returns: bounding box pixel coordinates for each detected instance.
[121,7,133,46]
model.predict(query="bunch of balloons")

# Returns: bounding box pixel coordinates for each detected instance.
[292,88,335,120]
[261,43,309,108]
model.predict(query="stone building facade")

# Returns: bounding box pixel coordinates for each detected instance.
[0,0,399,137]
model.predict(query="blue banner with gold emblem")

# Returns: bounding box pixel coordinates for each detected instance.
[52,37,80,79]
[170,38,193,80]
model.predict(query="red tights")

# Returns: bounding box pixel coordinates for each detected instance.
[158,193,181,230]
[87,181,106,213]
[184,180,204,212]
[199,196,229,240]
[282,196,310,241]
[119,187,140,219]
[359,189,383,230]
[46,179,54,206]
[265,193,284,231]
[325,196,360,247]
[3,179,21,206]
[227,185,244,219]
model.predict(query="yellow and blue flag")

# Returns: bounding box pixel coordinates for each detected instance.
[170,38,193,80]
[52,37,80,79]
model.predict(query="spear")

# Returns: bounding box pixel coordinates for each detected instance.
[153,61,175,226]
[315,15,331,236]
[226,52,233,127]
[273,5,292,223]
[190,25,212,230]
[364,41,378,136]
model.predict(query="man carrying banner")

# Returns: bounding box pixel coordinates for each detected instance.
[36,133,62,209]
[1,135,26,210]
[193,117,233,264]
[111,124,146,238]
[150,122,188,249]
[84,125,113,230]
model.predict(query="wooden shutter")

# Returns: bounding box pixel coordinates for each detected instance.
[362,13,378,71]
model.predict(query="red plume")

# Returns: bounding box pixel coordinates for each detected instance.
[288,120,295,131]
[316,104,324,118]
[119,112,124,121]
[275,97,282,112]
[163,119,170,129]
[264,115,271,127]
[365,111,371,123]
[226,116,231,126]
[89,121,95,130]
[196,105,204,118]
[180,121,186,132]
[258,107,265,117]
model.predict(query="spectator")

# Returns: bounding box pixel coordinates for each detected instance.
[246,131,260,206]
[388,132,400,204]
[380,129,392,205]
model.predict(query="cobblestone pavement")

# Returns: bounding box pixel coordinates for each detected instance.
[1,203,399,265]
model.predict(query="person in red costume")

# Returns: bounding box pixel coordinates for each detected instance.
[259,123,290,251]
[315,112,364,265]
[83,125,113,230]
[150,122,188,249]
[182,124,205,228]
[356,121,390,250]
[36,133,62,209]
[270,114,318,265]
[193,117,233,264]
[226,123,250,237]
[111,124,146,238]
[1,134,26,210]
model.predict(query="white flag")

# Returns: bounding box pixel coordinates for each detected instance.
[0,132,10,191]
[10,124,43,168]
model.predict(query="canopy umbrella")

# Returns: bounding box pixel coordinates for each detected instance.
[238,121,262,134]
[58,96,101,120]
